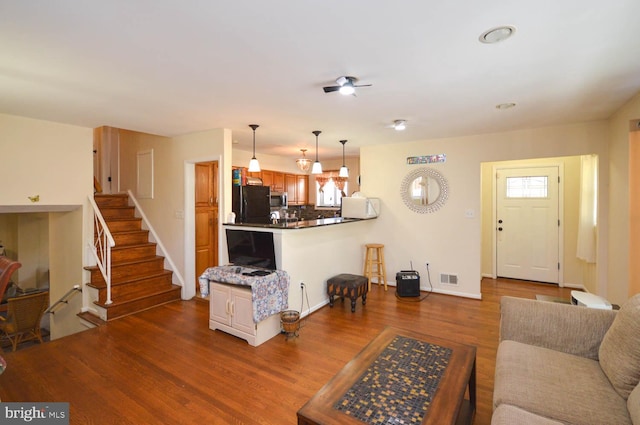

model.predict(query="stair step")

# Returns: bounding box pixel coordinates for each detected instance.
[85,256,166,285]
[94,194,129,208]
[100,206,136,220]
[95,286,182,320]
[104,217,142,233]
[110,230,150,246]
[87,271,174,304]
[77,311,106,327]
[111,242,157,262]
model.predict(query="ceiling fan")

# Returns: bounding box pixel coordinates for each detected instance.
[323,76,372,95]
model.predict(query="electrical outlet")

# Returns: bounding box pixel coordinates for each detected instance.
[300,282,305,289]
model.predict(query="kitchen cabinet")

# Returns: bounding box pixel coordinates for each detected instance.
[285,174,297,204]
[284,173,308,205]
[297,175,309,205]
[261,170,274,188]
[272,172,285,192]
[209,281,281,346]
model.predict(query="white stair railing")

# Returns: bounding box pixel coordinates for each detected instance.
[88,196,115,305]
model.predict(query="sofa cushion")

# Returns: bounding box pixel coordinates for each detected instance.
[492,404,564,425]
[629,383,640,425]
[494,340,631,425]
[599,293,640,399]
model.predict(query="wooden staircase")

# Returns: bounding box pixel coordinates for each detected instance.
[83,194,181,322]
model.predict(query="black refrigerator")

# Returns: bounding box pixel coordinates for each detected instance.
[232,185,271,224]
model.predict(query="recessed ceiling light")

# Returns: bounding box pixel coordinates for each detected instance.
[496,103,516,110]
[479,26,516,44]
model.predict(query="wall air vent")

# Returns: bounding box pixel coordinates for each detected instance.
[440,273,459,285]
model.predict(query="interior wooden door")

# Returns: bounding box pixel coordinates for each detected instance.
[195,161,219,293]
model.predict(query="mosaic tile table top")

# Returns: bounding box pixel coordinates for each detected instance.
[297,327,477,425]
[334,336,452,424]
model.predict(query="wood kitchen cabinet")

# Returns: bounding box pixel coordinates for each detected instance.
[297,175,309,205]
[261,170,274,188]
[272,172,285,192]
[284,173,308,205]
[285,174,297,203]
[209,281,282,346]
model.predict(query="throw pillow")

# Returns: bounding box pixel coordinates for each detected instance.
[599,293,640,399]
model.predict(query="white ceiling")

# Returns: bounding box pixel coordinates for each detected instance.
[1,1,640,159]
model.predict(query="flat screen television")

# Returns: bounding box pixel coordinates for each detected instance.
[225,229,277,270]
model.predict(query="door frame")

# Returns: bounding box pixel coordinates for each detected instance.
[490,161,565,286]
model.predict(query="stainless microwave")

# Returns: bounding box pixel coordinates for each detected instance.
[270,191,288,208]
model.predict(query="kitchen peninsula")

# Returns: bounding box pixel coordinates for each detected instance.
[223,217,377,319]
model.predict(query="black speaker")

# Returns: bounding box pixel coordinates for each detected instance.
[396,271,420,297]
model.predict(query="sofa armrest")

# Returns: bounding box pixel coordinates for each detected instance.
[500,296,617,360]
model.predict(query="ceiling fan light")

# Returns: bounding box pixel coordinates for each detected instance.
[393,120,407,131]
[248,158,261,172]
[311,161,323,174]
[339,85,355,96]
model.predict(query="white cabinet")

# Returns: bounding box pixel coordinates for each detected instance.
[209,281,282,346]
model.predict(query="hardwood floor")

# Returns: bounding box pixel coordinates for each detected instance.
[0,278,573,424]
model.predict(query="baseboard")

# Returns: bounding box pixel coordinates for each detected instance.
[562,282,587,291]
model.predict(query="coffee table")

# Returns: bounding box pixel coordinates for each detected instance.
[297,327,476,425]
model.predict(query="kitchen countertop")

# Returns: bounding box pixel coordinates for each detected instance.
[223,217,370,229]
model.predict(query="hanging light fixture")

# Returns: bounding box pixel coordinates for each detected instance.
[311,130,323,174]
[248,124,260,172]
[296,149,312,172]
[339,140,349,177]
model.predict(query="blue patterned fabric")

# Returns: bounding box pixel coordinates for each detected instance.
[200,266,290,323]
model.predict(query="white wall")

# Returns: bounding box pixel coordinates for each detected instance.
[0,113,93,339]
[361,121,609,300]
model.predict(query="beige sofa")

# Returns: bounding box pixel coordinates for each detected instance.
[492,294,640,425]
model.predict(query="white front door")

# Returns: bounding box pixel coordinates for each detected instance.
[496,166,560,283]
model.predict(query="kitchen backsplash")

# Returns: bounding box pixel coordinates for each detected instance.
[282,205,340,220]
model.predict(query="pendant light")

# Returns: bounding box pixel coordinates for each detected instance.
[248,124,261,172]
[339,140,349,177]
[296,149,311,172]
[311,130,323,174]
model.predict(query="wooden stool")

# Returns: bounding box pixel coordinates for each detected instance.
[364,243,387,291]
[327,274,368,312]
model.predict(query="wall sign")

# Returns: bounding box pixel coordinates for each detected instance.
[406,154,446,165]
